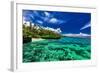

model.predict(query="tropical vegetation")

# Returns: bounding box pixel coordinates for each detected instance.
[23,24,61,43]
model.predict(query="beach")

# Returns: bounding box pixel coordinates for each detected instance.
[32,38,45,42]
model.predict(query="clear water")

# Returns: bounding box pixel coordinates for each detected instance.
[23,37,91,62]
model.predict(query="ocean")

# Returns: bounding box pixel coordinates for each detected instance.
[23,37,91,62]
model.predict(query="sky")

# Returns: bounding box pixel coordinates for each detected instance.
[23,10,91,34]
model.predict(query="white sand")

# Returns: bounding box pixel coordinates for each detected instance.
[32,38,45,42]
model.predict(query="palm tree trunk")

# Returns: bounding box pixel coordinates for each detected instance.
[30,22,32,30]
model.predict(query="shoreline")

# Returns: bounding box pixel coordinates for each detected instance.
[32,38,45,42]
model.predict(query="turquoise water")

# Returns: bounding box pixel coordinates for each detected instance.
[23,37,91,62]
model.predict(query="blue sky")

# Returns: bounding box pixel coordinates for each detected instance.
[23,10,91,34]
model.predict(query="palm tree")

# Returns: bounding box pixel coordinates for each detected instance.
[29,22,32,30]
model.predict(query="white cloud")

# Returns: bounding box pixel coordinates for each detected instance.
[40,12,51,21]
[79,32,90,36]
[33,11,40,17]
[62,32,90,37]
[36,20,43,24]
[49,18,65,24]
[80,22,91,30]
[29,14,35,20]
[49,18,58,23]
[43,17,50,21]
[44,12,50,17]
[43,27,62,33]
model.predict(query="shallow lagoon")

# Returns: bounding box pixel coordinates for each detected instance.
[23,37,91,62]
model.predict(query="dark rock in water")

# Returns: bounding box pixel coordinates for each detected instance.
[23,37,32,43]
